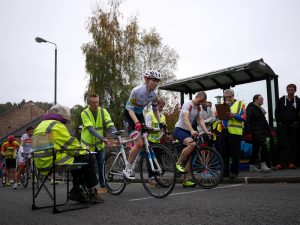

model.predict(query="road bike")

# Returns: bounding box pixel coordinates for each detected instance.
[165,133,224,189]
[104,126,176,198]
[20,153,32,188]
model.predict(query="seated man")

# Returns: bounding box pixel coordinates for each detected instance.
[33,104,103,204]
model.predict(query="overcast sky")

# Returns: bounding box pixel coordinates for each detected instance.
[1,0,300,108]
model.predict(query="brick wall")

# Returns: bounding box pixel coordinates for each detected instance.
[0,101,46,139]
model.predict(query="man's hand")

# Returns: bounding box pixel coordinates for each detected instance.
[191,130,199,137]
[135,122,142,131]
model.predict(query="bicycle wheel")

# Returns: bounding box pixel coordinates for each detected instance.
[104,151,126,195]
[20,168,29,188]
[191,146,224,189]
[140,144,176,198]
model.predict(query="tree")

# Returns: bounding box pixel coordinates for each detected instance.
[82,0,178,129]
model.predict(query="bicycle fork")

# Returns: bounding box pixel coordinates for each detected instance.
[143,135,162,174]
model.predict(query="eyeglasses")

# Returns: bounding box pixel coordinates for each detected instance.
[224,95,233,99]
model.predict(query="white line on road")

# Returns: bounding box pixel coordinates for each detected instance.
[129,184,243,202]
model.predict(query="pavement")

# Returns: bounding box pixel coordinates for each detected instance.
[222,167,300,184]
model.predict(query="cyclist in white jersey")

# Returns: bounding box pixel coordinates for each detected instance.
[174,91,212,187]
[17,126,34,186]
[123,70,162,179]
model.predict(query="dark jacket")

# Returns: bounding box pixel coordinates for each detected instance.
[244,102,272,143]
[275,95,300,125]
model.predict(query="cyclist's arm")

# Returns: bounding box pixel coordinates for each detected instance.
[198,114,210,134]
[183,112,196,135]
[128,109,140,124]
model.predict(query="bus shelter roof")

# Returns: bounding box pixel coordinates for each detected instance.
[159,58,278,93]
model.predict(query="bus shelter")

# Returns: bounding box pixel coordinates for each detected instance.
[159,58,279,164]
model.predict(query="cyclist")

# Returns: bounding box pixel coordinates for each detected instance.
[145,96,166,185]
[1,135,20,189]
[123,70,162,180]
[173,91,212,187]
[16,126,34,186]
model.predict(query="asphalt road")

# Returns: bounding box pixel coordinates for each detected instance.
[1,182,300,225]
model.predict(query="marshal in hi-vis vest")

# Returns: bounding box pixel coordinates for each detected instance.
[33,120,85,174]
[147,111,166,143]
[80,107,114,151]
[228,101,244,136]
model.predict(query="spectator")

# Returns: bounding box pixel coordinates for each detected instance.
[217,89,246,179]
[274,84,300,169]
[81,93,116,193]
[16,126,34,186]
[34,104,103,203]
[1,135,20,189]
[173,91,211,187]
[197,101,215,147]
[145,96,166,185]
[244,94,273,172]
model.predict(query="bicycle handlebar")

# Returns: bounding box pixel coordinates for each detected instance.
[112,124,167,144]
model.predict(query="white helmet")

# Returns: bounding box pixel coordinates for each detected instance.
[144,70,161,80]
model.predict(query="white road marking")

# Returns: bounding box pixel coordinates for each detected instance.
[129,184,243,202]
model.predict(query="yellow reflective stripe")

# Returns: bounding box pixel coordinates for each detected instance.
[83,111,91,121]
[81,139,102,146]
[228,124,243,128]
[61,137,76,150]
[33,151,55,158]
[104,120,112,125]
[56,155,73,165]
[46,121,58,133]
[237,101,242,114]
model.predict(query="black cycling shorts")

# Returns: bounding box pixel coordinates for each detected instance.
[123,109,145,133]
[5,158,17,169]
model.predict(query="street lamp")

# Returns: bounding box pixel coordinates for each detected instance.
[35,37,57,104]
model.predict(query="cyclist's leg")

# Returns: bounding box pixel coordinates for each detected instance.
[173,128,194,172]
[123,109,144,173]
[5,159,12,185]
[12,159,18,185]
[17,162,25,184]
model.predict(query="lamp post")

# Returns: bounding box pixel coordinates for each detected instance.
[35,37,57,104]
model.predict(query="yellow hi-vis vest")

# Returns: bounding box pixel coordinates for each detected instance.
[147,111,166,143]
[228,101,244,136]
[33,120,85,174]
[80,107,114,151]
[212,121,222,141]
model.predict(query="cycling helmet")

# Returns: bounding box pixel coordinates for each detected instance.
[144,70,161,80]
[8,135,15,142]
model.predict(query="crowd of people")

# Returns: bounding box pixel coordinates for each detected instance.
[1,69,299,207]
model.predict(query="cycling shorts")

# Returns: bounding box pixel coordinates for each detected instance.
[173,127,191,144]
[5,158,16,169]
[123,109,145,133]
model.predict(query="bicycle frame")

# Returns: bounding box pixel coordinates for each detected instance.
[110,128,163,177]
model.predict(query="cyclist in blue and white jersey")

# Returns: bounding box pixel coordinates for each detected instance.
[123,70,162,179]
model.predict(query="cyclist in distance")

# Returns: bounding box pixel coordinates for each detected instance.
[173,91,212,187]
[16,126,34,186]
[123,70,162,180]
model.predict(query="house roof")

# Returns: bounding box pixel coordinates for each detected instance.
[159,58,278,93]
